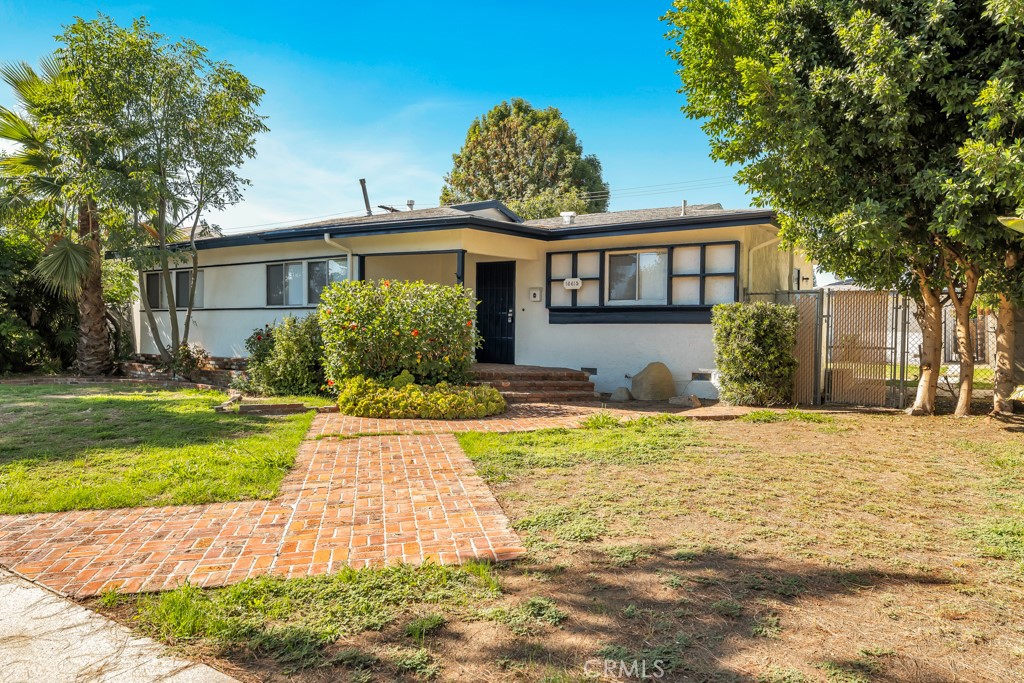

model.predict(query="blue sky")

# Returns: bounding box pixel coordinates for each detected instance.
[0,0,755,234]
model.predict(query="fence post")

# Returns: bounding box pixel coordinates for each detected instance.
[898,295,910,410]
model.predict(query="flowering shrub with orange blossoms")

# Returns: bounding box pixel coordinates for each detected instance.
[318,279,481,385]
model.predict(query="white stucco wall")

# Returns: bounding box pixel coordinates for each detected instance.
[136,222,803,399]
[502,228,748,397]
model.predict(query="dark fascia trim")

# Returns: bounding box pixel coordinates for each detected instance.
[543,212,777,239]
[548,306,714,325]
[173,210,777,252]
[450,200,525,223]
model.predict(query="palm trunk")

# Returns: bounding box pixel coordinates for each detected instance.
[993,294,1017,414]
[947,265,980,418]
[76,199,111,375]
[907,280,943,415]
[907,273,943,415]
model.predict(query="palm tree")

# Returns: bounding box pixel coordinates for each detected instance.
[0,58,111,375]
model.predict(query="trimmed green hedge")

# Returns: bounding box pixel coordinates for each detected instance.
[711,302,798,406]
[318,280,479,385]
[337,375,506,419]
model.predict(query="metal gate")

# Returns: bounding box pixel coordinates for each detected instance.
[751,288,1004,408]
[822,290,904,407]
[760,289,909,408]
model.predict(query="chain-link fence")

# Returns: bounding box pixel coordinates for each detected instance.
[748,289,998,408]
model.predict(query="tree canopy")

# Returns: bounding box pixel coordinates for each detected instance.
[440,98,609,219]
[665,0,1023,415]
[0,15,265,367]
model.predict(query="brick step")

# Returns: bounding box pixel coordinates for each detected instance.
[478,379,596,391]
[470,369,591,382]
[501,390,597,404]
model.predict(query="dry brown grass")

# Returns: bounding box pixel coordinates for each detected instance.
[95,411,1024,682]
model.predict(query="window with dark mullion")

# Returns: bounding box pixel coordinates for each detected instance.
[175,271,190,308]
[145,272,163,309]
[267,264,285,306]
[173,270,204,309]
[266,262,303,306]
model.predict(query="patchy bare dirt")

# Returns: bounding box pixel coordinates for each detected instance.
[92,410,1024,682]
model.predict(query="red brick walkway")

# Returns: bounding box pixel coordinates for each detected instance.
[0,411,555,597]
[0,402,727,598]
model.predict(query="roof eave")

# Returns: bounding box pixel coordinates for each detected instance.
[541,211,777,239]
[181,210,777,251]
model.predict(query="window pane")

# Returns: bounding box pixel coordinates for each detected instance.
[705,276,736,304]
[267,264,284,306]
[550,253,572,279]
[286,263,303,306]
[175,271,190,308]
[608,253,637,301]
[328,257,348,283]
[705,244,737,274]
[638,252,667,302]
[577,280,599,306]
[672,277,701,305]
[549,286,571,306]
[577,252,600,278]
[307,261,327,305]
[672,246,701,275]
[193,271,204,309]
[146,273,162,309]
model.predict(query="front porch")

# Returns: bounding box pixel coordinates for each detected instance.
[470,363,597,403]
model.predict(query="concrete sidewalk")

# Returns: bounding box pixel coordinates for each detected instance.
[0,569,235,683]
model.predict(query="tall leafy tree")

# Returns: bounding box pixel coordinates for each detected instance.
[665,0,1022,416]
[958,14,1024,413]
[52,16,266,363]
[440,98,609,219]
[0,58,112,374]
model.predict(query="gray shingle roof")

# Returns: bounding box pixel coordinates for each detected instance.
[522,204,771,230]
[212,206,469,239]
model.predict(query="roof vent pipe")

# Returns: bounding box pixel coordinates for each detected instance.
[407,200,415,211]
[560,211,577,225]
[681,199,688,216]
[359,179,372,216]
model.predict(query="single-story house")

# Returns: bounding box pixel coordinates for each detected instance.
[135,200,813,397]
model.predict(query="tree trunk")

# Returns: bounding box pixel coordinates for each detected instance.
[907,275,942,415]
[993,294,1017,414]
[947,265,980,417]
[76,199,112,375]
[138,270,172,364]
[182,242,200,346]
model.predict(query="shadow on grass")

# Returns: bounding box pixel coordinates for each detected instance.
[0,385,285,465]
[988,411,1024,434]
[442,547,967,683]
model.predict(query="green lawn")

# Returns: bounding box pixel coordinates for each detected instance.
[124,562,499,675]
[0,384,315,514]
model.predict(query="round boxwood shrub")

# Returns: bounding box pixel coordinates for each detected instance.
[238,314,326,396]
[318,279,480,385]
[337,375,506,419]
[711,302,798,406]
